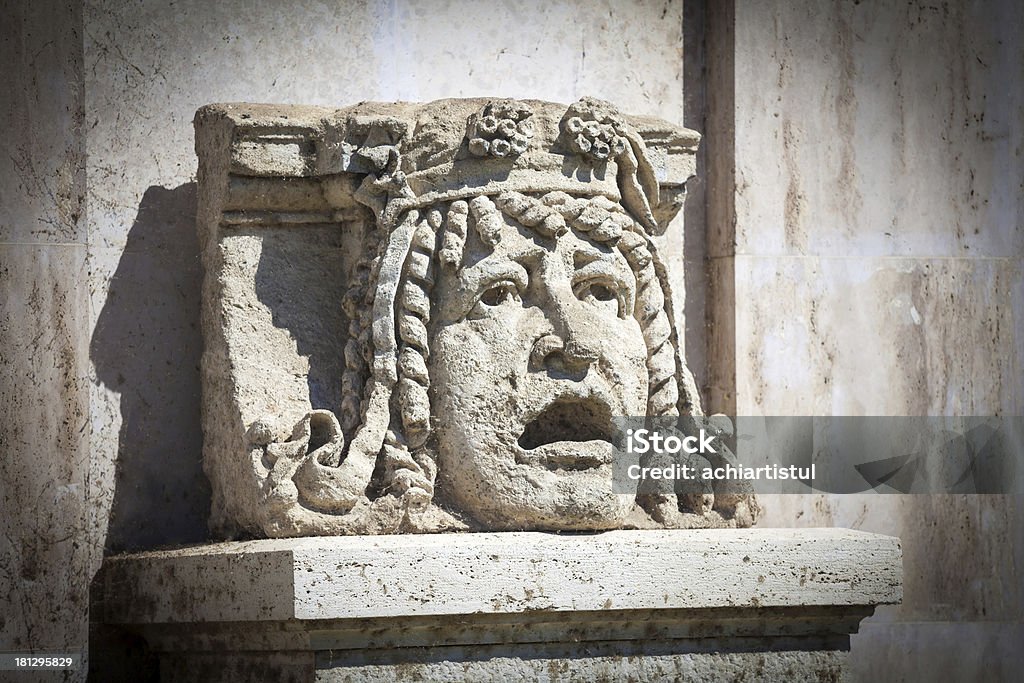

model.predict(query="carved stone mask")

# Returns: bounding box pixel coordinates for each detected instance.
[194,97,759,537]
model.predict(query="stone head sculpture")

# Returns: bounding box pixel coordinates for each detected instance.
[195,97,757,537]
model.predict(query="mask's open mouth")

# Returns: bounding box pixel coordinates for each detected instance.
[517,397,617,470]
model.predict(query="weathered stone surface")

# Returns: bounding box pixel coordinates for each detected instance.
[93,529,900,681]
[195,98,758,538]
[0,0,85,245]
[97,529,901,623]
[731,255,1020,417]
[0,244,91,656]
[164,648,848,683]
[0,5,90,681]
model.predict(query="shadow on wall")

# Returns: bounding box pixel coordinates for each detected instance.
[252,223,352,417]
[91,183,210,552]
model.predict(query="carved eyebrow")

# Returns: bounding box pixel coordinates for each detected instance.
[574,259,630,284]
[572,249,604,271]
[446,258,529,320]
[572,248,633,285]
[573,248,619,272]
[457,258,529,296]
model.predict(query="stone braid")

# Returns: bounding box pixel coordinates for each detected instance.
[468,195,503,246]
[381,210,440,503]
[439,200,468,269]
[539,191,634,243]
[494,192,567,237]
[616,230,679,418]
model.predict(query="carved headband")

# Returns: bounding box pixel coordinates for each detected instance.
[218,97,699,235]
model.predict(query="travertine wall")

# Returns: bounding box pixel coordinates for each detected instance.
[706,0,1023,679]
[0,1,92,677]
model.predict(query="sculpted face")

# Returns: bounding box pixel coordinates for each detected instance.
[431,209,649,529]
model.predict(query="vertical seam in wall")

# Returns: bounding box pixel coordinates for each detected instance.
[705,0,737,415]
[73,0,95,673]
[682,0,708,411]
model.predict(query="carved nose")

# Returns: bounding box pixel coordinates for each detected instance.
[531,265,603,376]
[530,333,599,375]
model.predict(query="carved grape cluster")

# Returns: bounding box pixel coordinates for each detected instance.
[467,100,534,159]
[564,114,628,161]
[561,98,631,163]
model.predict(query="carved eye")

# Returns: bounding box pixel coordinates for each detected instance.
[465,276,525,321]
[588,283,616,302]
[574,279,621,316]
[479,281,521,307]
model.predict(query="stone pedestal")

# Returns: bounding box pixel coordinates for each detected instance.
[92,529,901,681]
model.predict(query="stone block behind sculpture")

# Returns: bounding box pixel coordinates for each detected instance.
[194,97,758,537]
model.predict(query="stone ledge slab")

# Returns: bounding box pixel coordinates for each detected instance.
[96,529,902,624]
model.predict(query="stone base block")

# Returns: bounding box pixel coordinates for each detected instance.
[91,529,901,681]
